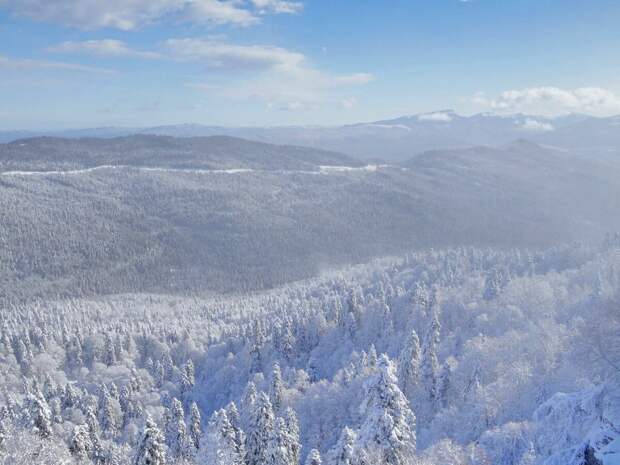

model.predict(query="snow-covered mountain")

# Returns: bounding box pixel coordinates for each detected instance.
[0,128,619,465]
[3,111,619,161]
[2,135,620,300]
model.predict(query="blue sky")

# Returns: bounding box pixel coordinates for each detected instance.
[1,0,619,129]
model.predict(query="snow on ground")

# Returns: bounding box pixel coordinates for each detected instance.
[1,164,387,177]
[534,385,620,465]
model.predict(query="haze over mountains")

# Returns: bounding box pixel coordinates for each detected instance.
[1,133,619,301]
[3,111,620,161]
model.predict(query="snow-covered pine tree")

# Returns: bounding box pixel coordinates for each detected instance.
[85,405,106,464]
[420,306,440,407]
[279,319,296,362]
[266,416,299,465]
[305,448,322,465]
[270,362,284,412]
[0,419,7,450]
[368,344,378,369]
[242,381,258,431]
[29,390,53,439]
[103,333,116,366]
[283,407,301,465]
[397,329,421,399]
[189,401,202,450]
[154,361,165,388]
[69,424,92,460]
[245,392,275,465]
[357,354,416,465]
[181,360,195,396]
[134,416,166,465]
[199,408,245,465]
[227,401,246,456]
[327,426,357,465]
[437,361,451,409]
[345,312,357,340]
[250,320,265,374]
[99,385,119,438]
[165,397,191,459]
[347,290,362,325]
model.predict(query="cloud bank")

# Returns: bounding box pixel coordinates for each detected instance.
[0,0,301,30]
[0,54,115,74]
[48,40,161,59]
[474,86,620,116]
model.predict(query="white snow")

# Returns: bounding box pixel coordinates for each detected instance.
[1,164,388,177]
[361,123,412,131]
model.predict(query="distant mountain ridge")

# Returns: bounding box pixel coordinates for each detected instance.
[3,111,619,161]
[0,134,360,172]
[1,135,620,300]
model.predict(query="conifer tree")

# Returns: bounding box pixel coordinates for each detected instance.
[189,401,202,450]
[69,424,92,461]
[270,362,284,412]
[420,308,440,405]
[181,360,195,396]
[397,329,421,399]
[245,392,275,465]
[99,385,119,438]
[134,416,166,465]
[29,390,53,439]
[328,427,357,465]
[242,381,258,430]
[267,416,299,465]
[227,401,246,455]
[200,408,245,465]
[437,361,451,409]
[283,407,301,465]
[103,333,116,366]
[305,449,322,465]
[165,398,190,459]
[368,344,378,369]
[357,355,416,465]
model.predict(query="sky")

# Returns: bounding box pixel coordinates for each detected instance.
[1,0,620,130]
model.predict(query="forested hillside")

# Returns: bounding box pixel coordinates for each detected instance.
[1,240,619,464]
[0,136,358,172]
[1,137,620,301]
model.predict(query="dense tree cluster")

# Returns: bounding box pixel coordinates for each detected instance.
[2,136,620,302]
[0,241,619,464]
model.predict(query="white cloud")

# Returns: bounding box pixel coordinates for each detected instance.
[519,118,555,132]
[48,40,161,59]
[185,0,258,26]
[473,86,620,116]
[0,0,301,30]
[418,111,453,122]
[165,38,305,71]
[0,54,115,74]
[0,0,180,30]
[181,40,374,111]
[40,36,373,111]
[39,33,372,112]
[333,73,375,85]
[340,97,358,109]
[250,0,303,14]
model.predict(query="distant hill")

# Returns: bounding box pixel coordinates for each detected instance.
[0,134,360,172]
[1,136,620,301]
[2,111,619,161]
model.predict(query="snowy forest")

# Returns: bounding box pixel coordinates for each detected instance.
[1,237,619,465]
[3,0,620,463]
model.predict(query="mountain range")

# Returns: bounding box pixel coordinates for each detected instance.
[3,111,620,161]
[1,134,619,301]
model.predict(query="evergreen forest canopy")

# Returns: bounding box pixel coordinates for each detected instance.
[0,133,619,465]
